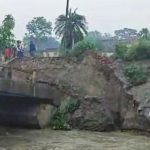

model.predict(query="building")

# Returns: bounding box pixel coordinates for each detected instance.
[42,48,59,57]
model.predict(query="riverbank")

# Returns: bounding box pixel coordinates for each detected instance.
[0,127,150,150]
[2,52,150,132]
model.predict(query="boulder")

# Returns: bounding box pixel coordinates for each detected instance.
[122,111,150,131]
[69,96,115,131]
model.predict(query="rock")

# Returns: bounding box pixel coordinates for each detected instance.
[122,111,150,131]
[69,97,115,131]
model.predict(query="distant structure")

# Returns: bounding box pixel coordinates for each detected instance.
[101,28,138,52]
[42,48,59,57]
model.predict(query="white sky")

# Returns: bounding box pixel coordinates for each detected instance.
[0,0,150,39]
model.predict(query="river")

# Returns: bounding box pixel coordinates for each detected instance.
[0,127,149,150]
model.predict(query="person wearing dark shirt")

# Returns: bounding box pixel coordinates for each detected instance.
[29,41,36,57]
[16,40,24,60]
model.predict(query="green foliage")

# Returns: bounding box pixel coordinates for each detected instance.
[138,28,150,40]
[124,64,148,86]
[115,42,127,59]
[71,40,96,57]
[135,40,150,59]
[50,98,80,130]
[50,109,69,130]
[55,9,88,49]
[65,99,80,113]
[3,15,15,30]
[115,40,150,61]
[84,31,104,51]
[0,14,15,51]
[26,17,52,50]
[115,28,137,40]
[124,44,138,61]
[26,17,52,38]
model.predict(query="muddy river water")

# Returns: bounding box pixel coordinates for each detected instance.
[0,127,149,150]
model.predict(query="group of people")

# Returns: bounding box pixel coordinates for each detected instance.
[4,40,36,62]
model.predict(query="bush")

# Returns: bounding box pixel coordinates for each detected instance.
[115,40,150,61]
[71,40,96,57]
[50,108,69,130]
[50,98,80,130]
[124,64,148,86]
[124,44,138,61]
[115,42,127,59]
[135,40,150,59]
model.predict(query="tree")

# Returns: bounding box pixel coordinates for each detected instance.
[66,0,70,18]
[138,28,150,40]
[103,33,112,39]
[64,0,70,48]
[55,9,88,49]
[0,14,15,52]
[115,28,138,40]
[23,33,59,51]
[71,40,96,57]
[84,31,104,50]
[26,17,52,50]
[2,14,15,30]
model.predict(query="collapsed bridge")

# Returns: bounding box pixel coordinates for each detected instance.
[0,58,66,128]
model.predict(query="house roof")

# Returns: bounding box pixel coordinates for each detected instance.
[43,48,58,52]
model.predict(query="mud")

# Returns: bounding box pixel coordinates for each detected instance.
[0,127,149,150]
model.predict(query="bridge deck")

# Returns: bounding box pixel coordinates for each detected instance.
[0,79,61,106]
[0,91,57,106]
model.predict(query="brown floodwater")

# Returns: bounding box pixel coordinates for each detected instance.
[0,127,149,150]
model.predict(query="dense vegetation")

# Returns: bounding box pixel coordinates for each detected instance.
[50,98,80,130]
[0,15,15,52]
[115,39,150,61]
[124,64,148,86]
[25,17,55,51]
[115,28,150,61]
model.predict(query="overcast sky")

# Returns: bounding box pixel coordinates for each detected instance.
[0,0,150,39]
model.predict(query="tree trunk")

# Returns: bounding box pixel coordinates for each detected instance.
[66,0,69,18]
[64,0,70,48]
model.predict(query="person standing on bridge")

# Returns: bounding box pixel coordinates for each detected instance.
[16,40,24,61]
[4,47,11,61]
[29,41,36,58]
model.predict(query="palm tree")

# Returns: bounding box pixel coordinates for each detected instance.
[64,0,70,48]
[55,9,88,49]
[138,28,150,40]
[66,0,69,18]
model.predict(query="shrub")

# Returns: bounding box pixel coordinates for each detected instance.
[50,98,80,130]
[124,64,148,86]
[124,44,138,61]
[135,40,150,59]
[115,40,150,61]
[71,40,96,57]
[115,42,127,59]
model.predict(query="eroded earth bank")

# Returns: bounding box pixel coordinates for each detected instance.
[5,51,150,132]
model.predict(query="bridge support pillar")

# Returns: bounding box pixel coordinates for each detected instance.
[0,102,56,128]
